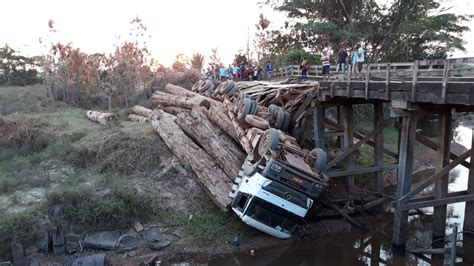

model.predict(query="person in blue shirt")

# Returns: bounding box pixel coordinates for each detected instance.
[265,61,273,81]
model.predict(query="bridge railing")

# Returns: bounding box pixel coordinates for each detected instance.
[274,57,474,79]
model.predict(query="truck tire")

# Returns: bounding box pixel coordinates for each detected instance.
[281,112,291,131]
[245,115,270,129]
[226,83,239,97]
[238,98,252,120]
[310,148,327,172]
[213,81,226,96]
[199,80,214,93]
[274,110,286,129]
[249,100,258,115]
[258,128,281,155]
[222,81,236,95]
[192,80,204,92]
[240,92,251,100]
[268,104,280,115]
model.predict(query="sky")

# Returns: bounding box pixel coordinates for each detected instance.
[0,0,473,67]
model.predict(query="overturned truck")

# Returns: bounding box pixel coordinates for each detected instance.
[135,80,329,238]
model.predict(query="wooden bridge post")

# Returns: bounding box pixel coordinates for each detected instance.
[464,128,474,264]
[312,103,325,149]
[392,111,417,246]
[374,102,385,194]
[433,111,452,238]
[342,104,355,192]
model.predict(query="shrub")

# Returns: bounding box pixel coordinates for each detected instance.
[276,50,320,68]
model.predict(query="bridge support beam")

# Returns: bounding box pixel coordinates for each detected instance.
[312,104,325,149]
[374,102,385,194]
[342,104,355,192]
[392,111,417,246]
[433,111,452,238]
[464,128,474,264]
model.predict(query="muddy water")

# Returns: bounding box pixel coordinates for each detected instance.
[167,118,474,265]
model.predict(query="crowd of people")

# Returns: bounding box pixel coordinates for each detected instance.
[300,43,366,80]
[204,61,273,81]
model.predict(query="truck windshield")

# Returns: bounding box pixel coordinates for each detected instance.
[245,197,300,234]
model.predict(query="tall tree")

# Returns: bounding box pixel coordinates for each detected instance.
[261,0,471,62]
[189,53,205,71]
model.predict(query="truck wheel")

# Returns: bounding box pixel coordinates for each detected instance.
[226,83,239,97]
[268,104,279,115]
[249,100,258,115]
[281,112,291,131]
[245,115,270,129]
[240,92,251,100]
[258,128,281,155]
[192,80,203,92]
[222,81,236,95]
[214,81,226,96]
[238,98,252,120]
[310,148,327,172]
[199,80,213,93]
[274,110,286,129]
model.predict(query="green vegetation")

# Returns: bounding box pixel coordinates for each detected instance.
[257,0,471,62]
[276,50,320,68]
[45,187,154,230]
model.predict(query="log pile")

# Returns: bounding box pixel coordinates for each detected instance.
[130,80,327,211]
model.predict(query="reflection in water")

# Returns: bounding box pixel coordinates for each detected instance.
[167,121,474,265]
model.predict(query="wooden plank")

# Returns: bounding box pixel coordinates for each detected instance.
[441,59,449,103]
[433,112,451,237]
[402,191,474,210]
[347,65,352,97]
[312,104,325,149]
[385,63,391,100]
[324,118,394,172]
[342,104,355,192]
[392,113,417,246]
[464,128,474,236]
[365,64,370,99]
[374,102,385,194]
[411,60,419,102]
[326,164,398,178]
[292,93,316,124]
[450,226,458,266]
[398,147,474,204]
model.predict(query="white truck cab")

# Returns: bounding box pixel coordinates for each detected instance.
[231,171,314,239]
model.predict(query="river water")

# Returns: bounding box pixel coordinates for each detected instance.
[166,117,474,265]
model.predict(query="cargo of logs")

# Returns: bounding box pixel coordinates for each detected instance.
[126,80,322,211]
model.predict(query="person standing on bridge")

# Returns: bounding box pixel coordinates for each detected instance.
[356,43,365,78]
[265,61,273,80]
[321,48,331,81]
[351,47,358,74]
[336,45,348,72]
[300,58,310,80]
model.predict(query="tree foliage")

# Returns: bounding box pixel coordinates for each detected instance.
[0,44,42,86]
[189,53,205,71]
[276,50,319,68]
[260,0,472,62]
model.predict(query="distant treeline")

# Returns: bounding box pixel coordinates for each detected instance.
[0,45,43,86]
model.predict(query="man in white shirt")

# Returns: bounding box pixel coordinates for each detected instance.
[356,43,365,77]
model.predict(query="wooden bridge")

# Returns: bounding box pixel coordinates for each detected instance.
[276,57,474,261]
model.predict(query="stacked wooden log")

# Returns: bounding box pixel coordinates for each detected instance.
[237,80,319,128]
[131,80,326,211]
[86,111,120,126]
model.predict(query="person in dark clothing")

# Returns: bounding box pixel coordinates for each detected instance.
[336,46,348,72]
[256,66,263,81]
[300,58,310,79]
